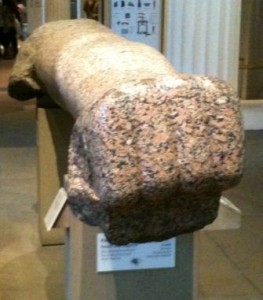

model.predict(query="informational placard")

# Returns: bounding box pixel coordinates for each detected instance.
[97,233,176,272]
[110,0,163,50]
[44,187,67,231]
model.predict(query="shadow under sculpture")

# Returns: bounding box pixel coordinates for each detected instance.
[8,19,244,245]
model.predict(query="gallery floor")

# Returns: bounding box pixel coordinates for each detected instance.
[0,59,262,300]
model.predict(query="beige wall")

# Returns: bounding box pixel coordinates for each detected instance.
[27,0,71,34]
[27,0,43,34]
[45,0,71,22]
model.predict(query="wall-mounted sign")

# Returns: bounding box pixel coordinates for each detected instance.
[97,233,176,272]
[110,0,163,51]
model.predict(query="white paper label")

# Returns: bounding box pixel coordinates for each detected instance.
[97,233,176,272]
[44,187,68,231]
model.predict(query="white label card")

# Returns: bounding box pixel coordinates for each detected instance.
[44,187,68,231]
[97,233,176,272]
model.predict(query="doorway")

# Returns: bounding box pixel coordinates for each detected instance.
[239,0,263,100]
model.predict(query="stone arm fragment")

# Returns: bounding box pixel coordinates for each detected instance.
[8,19,244,245]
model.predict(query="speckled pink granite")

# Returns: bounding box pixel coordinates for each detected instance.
[8,19,244,245]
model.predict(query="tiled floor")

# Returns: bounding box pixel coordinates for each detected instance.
[0,60,65,300]
[0,59,262,300]
[197,130,263,300]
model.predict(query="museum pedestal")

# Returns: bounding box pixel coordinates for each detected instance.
[38,106,195,299]
[64,210,194,300]
[38,106,241,300]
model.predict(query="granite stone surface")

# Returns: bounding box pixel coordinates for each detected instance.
[8,19,244,244]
